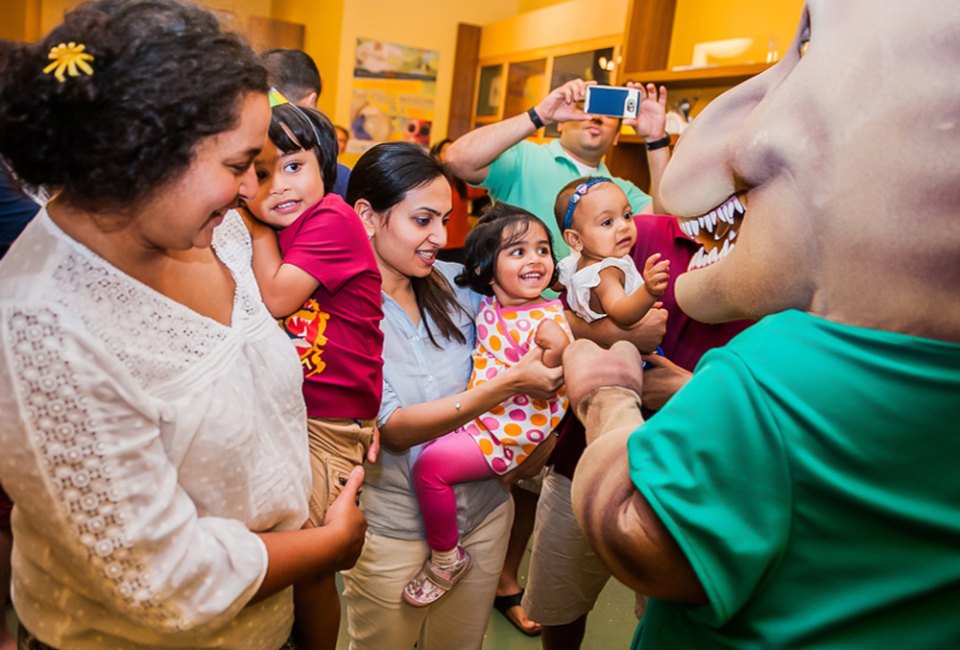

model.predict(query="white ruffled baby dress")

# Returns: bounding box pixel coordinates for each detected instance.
[556,252,644,322]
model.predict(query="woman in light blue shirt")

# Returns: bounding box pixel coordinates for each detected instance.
[342,142,562,649]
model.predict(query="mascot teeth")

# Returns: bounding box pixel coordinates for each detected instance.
[682,194,745,270]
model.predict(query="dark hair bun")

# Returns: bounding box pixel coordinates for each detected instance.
[0,0,268,213]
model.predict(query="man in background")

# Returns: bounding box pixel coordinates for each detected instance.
[261,48,352,197]
[334,124,350,158]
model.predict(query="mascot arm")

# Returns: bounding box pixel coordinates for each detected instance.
[571,387,707,604]
[564,340,706,603]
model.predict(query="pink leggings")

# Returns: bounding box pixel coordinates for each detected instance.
[413,428,496,552]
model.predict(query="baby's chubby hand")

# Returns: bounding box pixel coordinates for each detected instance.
[642,253,670,298]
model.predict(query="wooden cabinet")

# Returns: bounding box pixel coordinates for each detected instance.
[467,38,622,137]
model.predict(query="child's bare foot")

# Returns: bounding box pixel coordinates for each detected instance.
[535,319,570,369]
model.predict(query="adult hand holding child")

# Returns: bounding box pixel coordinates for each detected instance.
[321,466,368,568]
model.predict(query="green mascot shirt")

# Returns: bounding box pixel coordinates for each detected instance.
[628,310,960,649]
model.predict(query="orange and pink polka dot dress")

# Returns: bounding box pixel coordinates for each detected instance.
[462,296,572,475]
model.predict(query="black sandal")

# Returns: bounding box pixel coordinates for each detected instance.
[493,589,542,637]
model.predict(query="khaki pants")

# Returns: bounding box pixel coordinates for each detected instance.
[306,417,375,526]
[342,499,513,650]
[522,468,612,626]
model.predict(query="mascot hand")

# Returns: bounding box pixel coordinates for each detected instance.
[563,340,644,415]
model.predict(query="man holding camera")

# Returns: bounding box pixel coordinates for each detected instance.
[445,78,671,260]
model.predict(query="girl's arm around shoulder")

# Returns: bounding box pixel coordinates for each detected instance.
[242,207,320,318]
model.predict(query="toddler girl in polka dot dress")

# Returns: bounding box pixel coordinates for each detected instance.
[402,203,572,607]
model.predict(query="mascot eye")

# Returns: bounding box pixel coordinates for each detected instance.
[797,11,811,58]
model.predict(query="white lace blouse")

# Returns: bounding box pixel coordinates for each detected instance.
[0,210,311,649]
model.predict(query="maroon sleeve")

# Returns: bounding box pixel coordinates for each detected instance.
[549,411,585,480]
[282,202,371,295]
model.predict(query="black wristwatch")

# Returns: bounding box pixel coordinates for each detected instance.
[645,134,671,151]
[527,107,545,130]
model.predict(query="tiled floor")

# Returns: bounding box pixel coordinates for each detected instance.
[479,560,638,649]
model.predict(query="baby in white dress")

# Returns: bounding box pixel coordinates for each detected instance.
[555,176,669,325]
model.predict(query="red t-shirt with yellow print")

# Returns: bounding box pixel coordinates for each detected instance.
[276,193,384,419]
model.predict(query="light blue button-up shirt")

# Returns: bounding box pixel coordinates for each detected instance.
[361,261,509,540]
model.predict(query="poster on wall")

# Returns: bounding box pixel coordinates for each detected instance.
[349,37,438,155]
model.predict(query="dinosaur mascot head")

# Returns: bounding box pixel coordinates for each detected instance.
[661,0,960,341]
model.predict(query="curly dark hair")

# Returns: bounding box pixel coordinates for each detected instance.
[268,104,338,195]
[0,0,268,214]
[455,202,558,296]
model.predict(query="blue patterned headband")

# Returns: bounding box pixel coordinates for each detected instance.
[563,177,614,230]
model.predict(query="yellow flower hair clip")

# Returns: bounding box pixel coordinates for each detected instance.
[43,42,95,83]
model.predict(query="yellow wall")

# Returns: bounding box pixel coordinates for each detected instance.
[269,0,346,119]
[0,0,34,42]
[479,0,626,60]
[668,0,804,68]
[517,0,570,13]
[6,0,253,43]
[27,0,337,115]
[332,0,520,153]
[478,0,800,70]
[38,0,79,37]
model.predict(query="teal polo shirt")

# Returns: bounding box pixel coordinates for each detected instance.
[628,310,960,649]
[479,139,651,260]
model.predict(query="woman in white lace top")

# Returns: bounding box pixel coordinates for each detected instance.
[0,1,366,648]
